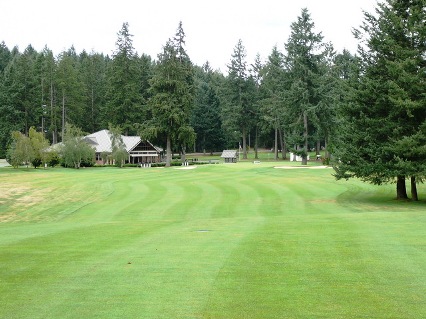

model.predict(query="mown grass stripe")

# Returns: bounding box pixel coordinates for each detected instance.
[0,164,425,318]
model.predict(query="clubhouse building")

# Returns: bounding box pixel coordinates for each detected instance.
[84,129,163,165]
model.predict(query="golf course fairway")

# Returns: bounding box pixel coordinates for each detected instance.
[1,162,425,318]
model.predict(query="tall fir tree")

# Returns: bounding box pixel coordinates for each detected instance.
[142,22,195,166]
[104,22,144,135]
[56,47,85,141]
[222,39,255,159]
[79,50,108,133]
[333,0,426,200]
[192,63,224,154]
[260,46,289,160]
[284,8,329,165]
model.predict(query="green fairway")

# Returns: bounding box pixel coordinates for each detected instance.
[1,163,425,318]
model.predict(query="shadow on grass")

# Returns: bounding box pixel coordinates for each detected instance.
[336,183,426,213]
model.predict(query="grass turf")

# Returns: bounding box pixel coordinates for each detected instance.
[0,162,425,318]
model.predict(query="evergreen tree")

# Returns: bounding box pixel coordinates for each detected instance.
[0,41,11,75]
[192,63,224,153]
[284,8,329,165]
[260,46,288,160]
[104,22,144,134]
[79,50,108,133]
[249,54,264,159]
[142,22,195,166]
[222,39,255,159]
[37,47,59,144]
[333,0,426,200]
[56,47,85,141]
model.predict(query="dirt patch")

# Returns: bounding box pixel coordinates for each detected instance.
[174,166,197,170]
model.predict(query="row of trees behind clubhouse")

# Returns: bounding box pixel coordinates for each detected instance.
[1,1,425,200]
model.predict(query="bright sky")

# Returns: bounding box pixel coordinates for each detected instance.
[0,0,377,71]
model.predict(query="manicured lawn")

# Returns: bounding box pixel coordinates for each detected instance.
[0,162,425,318]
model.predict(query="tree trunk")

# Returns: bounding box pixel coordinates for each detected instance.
[91,87,95,132]
[242,127,247,159]
[181,144,186,163]
[316,140,320,155]
[274,127,278,160]
[50,80,57,144]
[279,128,285,160]
[302,111,308,165]
[61,92,65,142]
[254,126,259,160]
[396,175,408,200]
[411,176,418,201]
[166,135,171,167]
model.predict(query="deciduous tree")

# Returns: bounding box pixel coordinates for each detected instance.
[60,123,94,169]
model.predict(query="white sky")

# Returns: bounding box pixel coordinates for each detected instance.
[0,0,377,72]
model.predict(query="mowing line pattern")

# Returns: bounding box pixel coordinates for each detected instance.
[0,164,425,318]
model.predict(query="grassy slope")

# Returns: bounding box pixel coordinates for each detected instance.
[0,163,425,318]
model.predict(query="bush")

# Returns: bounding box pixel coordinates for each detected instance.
[123,164,138,168]
[48,152,60,167]
[151,162,166,167]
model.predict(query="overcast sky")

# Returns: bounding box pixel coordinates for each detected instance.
[0,0,378,71]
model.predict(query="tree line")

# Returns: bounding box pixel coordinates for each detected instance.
[1,1,425,200]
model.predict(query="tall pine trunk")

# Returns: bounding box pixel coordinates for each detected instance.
[50,80,57,144]
[242,127,248,159]
[254,126,259,160]
[411,176,418,201]
[61,92,65,142]
[274,127,278,160]
[302,111,308,165]
[166,135,172,167]
[396,175,408,200]
[181,143,186,163]
[279,128,285,160]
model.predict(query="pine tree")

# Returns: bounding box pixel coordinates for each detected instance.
[192,63,224,153]
[79,50,108,133]
[261,46,289,160]
[222,39,255,159]
[56,47,85,141]
[284,8,329,165]
[333,0,426,200]
[104,22,144,135]
[142,22,195,166]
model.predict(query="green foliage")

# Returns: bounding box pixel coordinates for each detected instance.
[144,22,195,166]
[333,0,426,199]
[6,131,33,168]
[78,51,108,133]
[191,63,225,153]
[284,8,332,165]
[104,22,146,134]
[28,127,50,168]
[56,47,85,139]
[222,39,256,158]
[60,123,95,169]
[108,124,127,168]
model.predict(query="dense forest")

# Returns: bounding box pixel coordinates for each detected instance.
[1,1,425,198]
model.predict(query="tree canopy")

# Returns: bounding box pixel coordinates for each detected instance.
[333,0,426,200]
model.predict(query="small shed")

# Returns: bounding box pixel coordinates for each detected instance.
[221,150,238,163]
